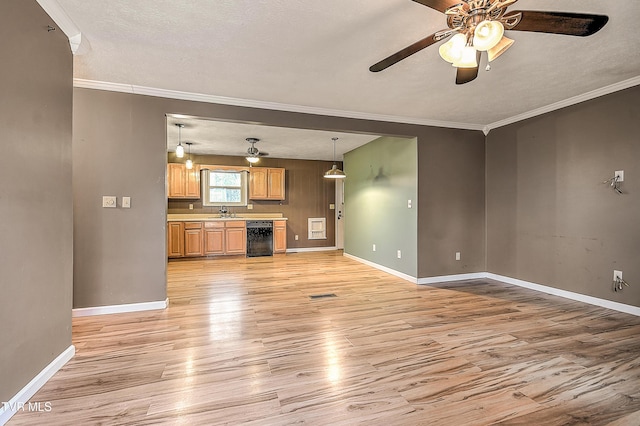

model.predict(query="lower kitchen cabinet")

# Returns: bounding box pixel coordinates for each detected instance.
[204,222,225,255]
[184,222,204,257]
[225,221,246,255]
[274,220,287,253]
[167,222,184,258]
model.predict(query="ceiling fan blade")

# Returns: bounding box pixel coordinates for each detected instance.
[411,0,461,13]
[506,11,609,36]
[370,31,443,72]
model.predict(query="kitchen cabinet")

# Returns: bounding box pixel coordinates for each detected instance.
[168,163,200,199]
[225,221,247,255]
[249,167,285,200]
[167,222,184,258]
[204,222,225,255]
[184,222,204,256]
[273,220,287,253]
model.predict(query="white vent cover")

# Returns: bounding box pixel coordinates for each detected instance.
[308,218,327,240]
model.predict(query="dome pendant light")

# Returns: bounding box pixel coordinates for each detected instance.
[185,142,193,170]
[324,137,346,179]
[175,123,185,158]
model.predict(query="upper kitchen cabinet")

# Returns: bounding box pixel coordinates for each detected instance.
[168,163,200,199]
[249,167,285,200]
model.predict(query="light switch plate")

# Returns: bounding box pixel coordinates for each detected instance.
[122,196,131,208]
[329,204,335,210]
[615,170,624,182]
[102,196,117,208]
[247,204,253,210]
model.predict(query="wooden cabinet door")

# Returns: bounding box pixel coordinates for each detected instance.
[249,168,268,199]
[185,165,200,198]
[273,220,287,253]
[184,222,203,257]
[268,168,285,200]
[184,228,203,256]
[167,222,184,257]
[168,163,186,198]
[225,226,246,255]
[204,228,224,255]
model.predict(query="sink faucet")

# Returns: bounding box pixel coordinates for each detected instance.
[219,206,228,216]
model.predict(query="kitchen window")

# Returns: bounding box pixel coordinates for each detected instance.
[202,169,248,207]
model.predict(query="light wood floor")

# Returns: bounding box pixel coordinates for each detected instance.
[10,251,640,425]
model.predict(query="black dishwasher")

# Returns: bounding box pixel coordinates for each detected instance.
[246,221,273,257]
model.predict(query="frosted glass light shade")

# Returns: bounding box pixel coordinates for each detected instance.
[176,143,184,158]
[246,155,260,163]
[487,36,515,62]
[473,20,504,51]
[185,159,193,170]
[452,46,478,68]
[438,33,467,63]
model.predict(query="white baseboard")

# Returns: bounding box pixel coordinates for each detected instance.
[286,246,338,253]
[342,253,640,317]
[343,253,418,283]
[417,273,487,285]
[485,273,640,317]
[72,298,168,317]
[0,345,75,426]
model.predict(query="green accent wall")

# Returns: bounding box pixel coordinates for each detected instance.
[344,137,418,277]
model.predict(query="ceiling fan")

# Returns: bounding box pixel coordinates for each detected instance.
[370,0,608,84]
[245,138,269,164]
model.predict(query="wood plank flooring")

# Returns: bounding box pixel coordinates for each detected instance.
[9,251,640,425]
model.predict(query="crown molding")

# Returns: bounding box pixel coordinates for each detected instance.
[485,76,640,133]
[74,76,640,133]
[36,0,89,54]
[72,79,485,132]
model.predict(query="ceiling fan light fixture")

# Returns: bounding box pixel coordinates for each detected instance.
[245,137,261,164]
[438,33,467,63]
[473,20,504,51]
[246,155,260,164]
[487,36,515,62]
[452,46,478,68]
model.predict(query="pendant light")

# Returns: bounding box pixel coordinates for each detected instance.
[175,123,185,158]
[185,142,193,170]
[324,137,346,179]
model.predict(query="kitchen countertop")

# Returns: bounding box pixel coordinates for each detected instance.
[168,213,287,222]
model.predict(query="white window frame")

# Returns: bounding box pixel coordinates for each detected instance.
[202,169,248,207]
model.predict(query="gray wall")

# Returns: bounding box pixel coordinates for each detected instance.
[418,128,486,277]
[344,137,418,276]
[0,0,73,402]
[486,86,640,306]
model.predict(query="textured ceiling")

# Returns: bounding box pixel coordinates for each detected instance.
[55,0,640,158]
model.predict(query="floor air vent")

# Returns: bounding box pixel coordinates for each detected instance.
[309,293,337,300]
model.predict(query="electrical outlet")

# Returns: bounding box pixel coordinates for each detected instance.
[295,235,299,241]
[456,252,461,261]
[614,270,623,281]
[122,196,131,208]
[329,203,335,210]
[615,170,624,182]
[372,244,376,252]
[102,196,116,208]
[397,250,402,259]
[408,199,412,209]
[247,204,253,210]
[189,204,193,210]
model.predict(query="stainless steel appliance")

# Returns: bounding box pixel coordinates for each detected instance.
[246,220,273,257]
